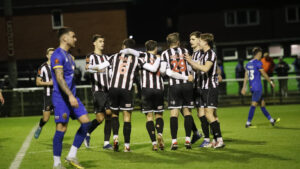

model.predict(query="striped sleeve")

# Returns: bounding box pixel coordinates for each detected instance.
[37,65,43,78]
[207,50,216,63]
[138,57,146,68]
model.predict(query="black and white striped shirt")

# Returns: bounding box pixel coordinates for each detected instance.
[161,47,191,86]
[140,52,164,90]
[192,50,204,89]
[37,62,52,96]
[109,53,145,90]
[86,53,111,92]
[201,49,218,89]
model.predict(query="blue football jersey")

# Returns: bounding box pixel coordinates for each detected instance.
[245,59,263,91]
[51,48,76,98]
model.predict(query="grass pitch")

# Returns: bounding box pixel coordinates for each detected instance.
[1,104,300,169]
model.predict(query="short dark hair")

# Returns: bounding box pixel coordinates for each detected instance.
[57,27,74,39]
[166,32,180,46]
[252,47,262,56]
[92,34,104,43]
[123,38,136,48]
[190,31,202,38]
[145,40,157,51]
[200,33,214,48]
[46,48,55,55]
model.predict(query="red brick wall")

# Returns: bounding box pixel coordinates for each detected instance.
[0,9,127,61]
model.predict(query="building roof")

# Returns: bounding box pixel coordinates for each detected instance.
[0,0,132,9]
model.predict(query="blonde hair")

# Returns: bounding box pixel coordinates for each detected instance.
[46,48,55,55]
[166,32,180,46]
[200,33,214,48]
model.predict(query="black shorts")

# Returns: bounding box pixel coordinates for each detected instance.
[141,88,164,113]
[93,91,109,113]
[168,83,194,109]
[202,88,218,109]
[43,95,53,111]
[194,88,204,108]
[109,88,133,111]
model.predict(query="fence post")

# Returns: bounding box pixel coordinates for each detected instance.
[20,91,24,116]
[84,87,88,106]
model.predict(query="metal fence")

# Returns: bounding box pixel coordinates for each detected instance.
[0,76,299,117]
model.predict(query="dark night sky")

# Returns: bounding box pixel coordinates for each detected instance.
[126,0,299,44]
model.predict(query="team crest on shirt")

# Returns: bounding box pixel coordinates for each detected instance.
[125,104,131,107]
[157,106,163,109]
[62,113,67,120]
[55,59,59,64]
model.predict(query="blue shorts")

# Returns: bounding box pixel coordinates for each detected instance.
[251,90,264,102]
[52,96,88,123]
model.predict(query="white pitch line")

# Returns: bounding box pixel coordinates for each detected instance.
[9,125,37,169]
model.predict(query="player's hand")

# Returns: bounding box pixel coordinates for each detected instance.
[188,75,194,82]
[184,54,192,62]
[270,81,275,88]
[218,75,223,83]
[241,88,246,96]
[97,68,106,73]
[69,95,79,108]
[48,80,53,86]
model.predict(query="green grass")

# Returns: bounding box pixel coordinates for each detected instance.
[1,104,300,169]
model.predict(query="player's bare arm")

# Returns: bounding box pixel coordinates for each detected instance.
[0,90,4,105]
[241,71,248,95]
[259,69,275,88]
[36,77,53,86]
[185,54,213,72]
[54,68,78,108]
[217,66,222,82]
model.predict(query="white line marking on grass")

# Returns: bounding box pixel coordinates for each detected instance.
[9,125,37,169]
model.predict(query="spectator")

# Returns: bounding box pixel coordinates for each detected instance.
[261,52,275,96]
[235,58,245,95]
[217,59,226,95]
[275,57,290,97]
[74,67,82,85]
[293,55,300,91]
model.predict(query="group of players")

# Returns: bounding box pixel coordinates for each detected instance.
[32,27,279,169]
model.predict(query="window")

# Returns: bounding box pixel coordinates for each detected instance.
[291,44,300,56]
[246,47,254,59]
[269,45,284,57]
[225,9,259,27]
[286,6,300,23]
[222,48,238,60]
[51,10,63,29]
